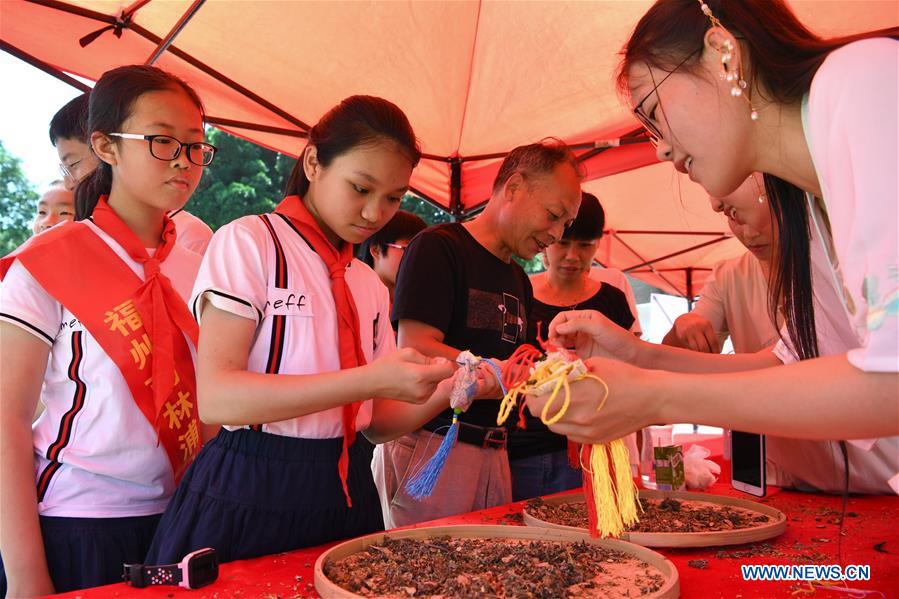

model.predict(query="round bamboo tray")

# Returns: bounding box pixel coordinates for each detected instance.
[315,524,679,598]
[523,490,787,548]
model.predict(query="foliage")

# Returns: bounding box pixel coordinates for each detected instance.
[515,254,546,275]
[183,128,294,230]
[400,193,453,227]
[0,141,38,256]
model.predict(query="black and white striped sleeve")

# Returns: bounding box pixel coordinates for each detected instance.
[0,261,60,346]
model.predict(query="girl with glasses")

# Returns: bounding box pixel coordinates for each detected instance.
[0,65,214,595]
[529,0,898,494]
[49,92,215,255]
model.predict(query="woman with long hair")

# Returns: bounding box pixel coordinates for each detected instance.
[528,0,898,494]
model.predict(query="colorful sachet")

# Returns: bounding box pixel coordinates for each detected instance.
[405,351,504,499]
[497,345,640,538]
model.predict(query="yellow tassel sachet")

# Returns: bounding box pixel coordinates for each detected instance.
[497,349,639,538]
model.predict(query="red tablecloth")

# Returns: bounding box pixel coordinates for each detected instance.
[52,478,899,599]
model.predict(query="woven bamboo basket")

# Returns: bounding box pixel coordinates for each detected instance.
[523,489,787,548]
[315,523,679,598]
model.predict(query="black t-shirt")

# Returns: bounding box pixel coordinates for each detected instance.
[392,223,534,430]
[508,283,635,460]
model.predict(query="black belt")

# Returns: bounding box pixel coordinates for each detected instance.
[423,421,508,450]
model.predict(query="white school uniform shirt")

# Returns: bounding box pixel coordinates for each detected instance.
[692,252,779,354]
[771,38,899,495]
[0,220,201,517]
[588,267,642,336]
[170,209,213,255]
[191,213,395,438]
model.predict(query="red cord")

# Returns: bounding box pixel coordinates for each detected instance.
[517,399,528,429]
[535,325,555,353]
[567,441,580,469]
[581,445,599,538]
[501,344,542,389]
[501,326,578,429]
[535,324,574,359]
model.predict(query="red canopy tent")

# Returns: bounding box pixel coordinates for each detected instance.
[3,0,895,295]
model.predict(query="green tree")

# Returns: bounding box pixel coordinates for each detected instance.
[0,141,38,256]
[515,254,545,275]
[184,128,294,230]
[400,193,453,227]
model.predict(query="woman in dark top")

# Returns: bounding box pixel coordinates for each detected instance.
[510,192,635,501]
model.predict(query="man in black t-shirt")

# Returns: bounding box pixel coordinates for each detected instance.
[372,141,582,527]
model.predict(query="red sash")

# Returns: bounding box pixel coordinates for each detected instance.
[0,199,200,481]
[275,196,366,507]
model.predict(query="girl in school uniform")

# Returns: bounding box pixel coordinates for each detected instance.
[145,95,458,565]
[0,65,214,595]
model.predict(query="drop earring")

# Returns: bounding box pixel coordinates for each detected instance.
[702,1,759,121]
[750,174,766,203]
[719,40,759,121]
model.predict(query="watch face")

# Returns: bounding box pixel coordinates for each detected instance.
[187,549,218,588]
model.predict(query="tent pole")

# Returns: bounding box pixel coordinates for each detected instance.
[122,0,152,17]
[0,41,90,93]
[449,157,463,222]
[630,267,712,273]
[460,204,486,221]
[205,117,305,138]
[623,235,731,272]
[25,0,311,132]
[686,267,694,310]
[420,153,452,162]
[614,230,730,236]
[145,0,206,65]
[613,233,684,297]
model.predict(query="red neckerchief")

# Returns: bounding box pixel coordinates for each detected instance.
[0,197,201,479]
[91,197,200,401]
[275,196,366,507]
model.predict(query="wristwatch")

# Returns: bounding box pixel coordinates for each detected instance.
[123,547,218,589]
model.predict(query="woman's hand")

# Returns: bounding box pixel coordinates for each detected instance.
[668,312,721,354]
[548,310,641,364]
[526,356,662,445]
[370,347,457,404]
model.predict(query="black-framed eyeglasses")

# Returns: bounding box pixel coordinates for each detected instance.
[632,49,700,146]
[109,133,217,166]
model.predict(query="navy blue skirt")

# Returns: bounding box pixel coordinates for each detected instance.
[0,513,161,594]
[145,428,383,565]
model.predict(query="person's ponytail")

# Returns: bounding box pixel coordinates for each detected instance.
[75,160,112,220]
[284,95,420,199]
